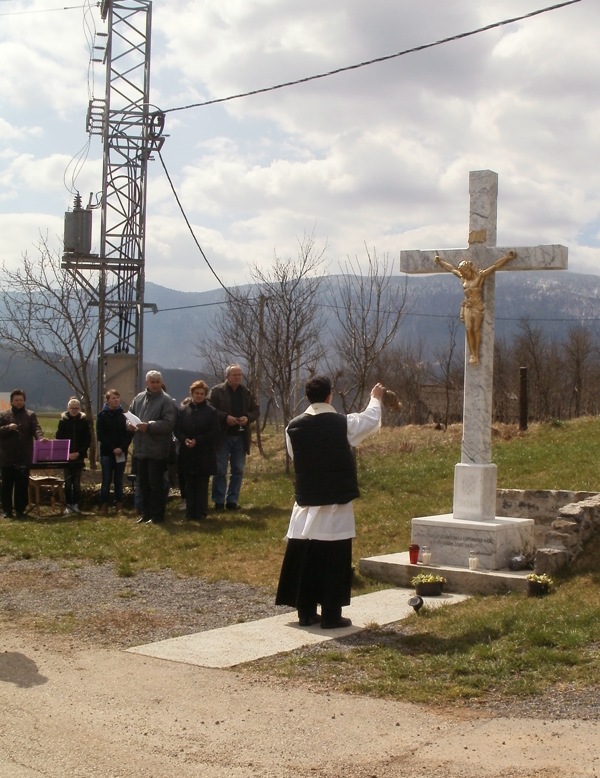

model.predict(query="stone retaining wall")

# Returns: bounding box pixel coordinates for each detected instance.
[497,488,600,573]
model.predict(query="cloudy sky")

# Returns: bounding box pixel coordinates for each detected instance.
[1,0,598,293]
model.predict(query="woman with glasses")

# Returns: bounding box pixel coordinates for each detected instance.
[56,397,92,514]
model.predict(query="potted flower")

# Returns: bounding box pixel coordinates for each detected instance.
[526,572,554,597]
[411,572,447,597]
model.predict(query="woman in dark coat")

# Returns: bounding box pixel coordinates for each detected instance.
[175,380,219,521]
[56,397,92,513]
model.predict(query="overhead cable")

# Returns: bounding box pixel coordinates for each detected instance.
[163,0,582,115]
[157,150,239,300]
[0,3,86,15]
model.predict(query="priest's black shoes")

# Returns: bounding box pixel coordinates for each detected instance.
[320,616,352,629]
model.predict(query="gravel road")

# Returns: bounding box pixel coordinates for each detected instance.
[1,558,600,777]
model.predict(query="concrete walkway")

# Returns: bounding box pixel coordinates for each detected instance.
[127,587,469,668]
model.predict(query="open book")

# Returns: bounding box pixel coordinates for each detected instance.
[33,439,70,463]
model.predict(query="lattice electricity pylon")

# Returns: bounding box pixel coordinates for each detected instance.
[63,0,164,402]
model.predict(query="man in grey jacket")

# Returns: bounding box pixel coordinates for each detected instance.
[127,370,177,524]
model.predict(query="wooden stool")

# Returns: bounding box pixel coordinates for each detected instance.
[28,475,66,516]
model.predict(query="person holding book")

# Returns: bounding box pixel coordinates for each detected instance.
[127,370,177,525]
[96,388,130,514]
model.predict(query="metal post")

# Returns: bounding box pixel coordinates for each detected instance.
[519,366,528,430]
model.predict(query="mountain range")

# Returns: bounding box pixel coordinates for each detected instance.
[1,270,598,411]
[141,269,600,367]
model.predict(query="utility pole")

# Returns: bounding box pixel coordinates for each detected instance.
[62,0,164,407]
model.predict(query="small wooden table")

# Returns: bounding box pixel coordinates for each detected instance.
[27,462,69,516]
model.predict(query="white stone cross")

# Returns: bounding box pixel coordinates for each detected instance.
[400,169,567,522]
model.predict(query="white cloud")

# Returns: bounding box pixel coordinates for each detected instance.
[0,118,42,142]
[0,213,63,265]
[0,0,599,292]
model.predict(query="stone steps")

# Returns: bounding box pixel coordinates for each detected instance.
[359,551,530,596]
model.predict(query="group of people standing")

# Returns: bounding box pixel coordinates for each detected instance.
[1,369,385,631]
[110,365,259,524]
[0,365,259,523]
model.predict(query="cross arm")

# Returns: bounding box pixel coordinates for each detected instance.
[400,245,568,275]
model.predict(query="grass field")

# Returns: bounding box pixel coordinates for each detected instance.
[2,415,600,704]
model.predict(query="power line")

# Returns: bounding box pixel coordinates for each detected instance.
[139,296,600,327]
[157,150,239,301]
[152,300,225,313]
[0,3,86,15]
[163,0,582,115]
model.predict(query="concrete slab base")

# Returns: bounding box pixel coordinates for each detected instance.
[127,587,469,668]
[359,551,530,595]
[411,513,534,570]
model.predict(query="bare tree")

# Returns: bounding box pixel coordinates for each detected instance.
[514,318,561,420]
[197,235,327,467]
[431,317,462,429]
[380,340,429,425]
[0,237,100,464]
[564,323,596,418]
[197,286,261,389]
[251,235,327,440]
[493,335,519,423]
[330,247,408,413]
[196,286,268,452]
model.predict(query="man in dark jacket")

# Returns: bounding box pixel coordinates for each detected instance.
[0,389,44,518]
[56,396,92,514]
[208,364,259,511]
[127,370,177,525]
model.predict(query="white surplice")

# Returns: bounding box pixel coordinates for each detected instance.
[284,397,382,541]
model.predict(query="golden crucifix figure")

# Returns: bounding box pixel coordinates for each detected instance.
[434,250,516,364]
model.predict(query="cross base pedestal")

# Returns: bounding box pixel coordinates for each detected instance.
[453,463,497,521]
[411,514,534,571]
